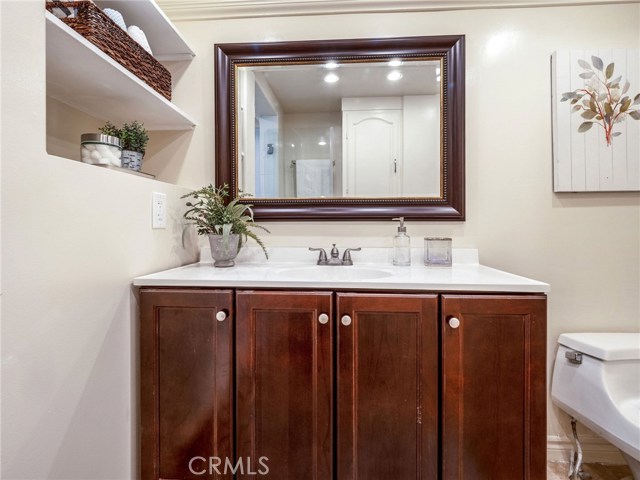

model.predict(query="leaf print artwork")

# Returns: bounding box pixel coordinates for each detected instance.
[561,55,640,146]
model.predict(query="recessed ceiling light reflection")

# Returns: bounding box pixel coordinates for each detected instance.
[318,137,327,146]
[388,59,403,67]
[324,73,340,83]
[325,61,338,69]
[387,71,403,81]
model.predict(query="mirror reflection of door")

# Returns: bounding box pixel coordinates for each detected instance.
[342,98,402,197]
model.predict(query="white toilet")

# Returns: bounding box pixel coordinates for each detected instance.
[552,332,640,479]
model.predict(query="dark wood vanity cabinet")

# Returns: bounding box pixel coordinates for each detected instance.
[140,288,546,480]
[441,295,547,480]
[140,289,234,480]
[235,291,438,480]
[335,293,439,480]
[235,291,334,479]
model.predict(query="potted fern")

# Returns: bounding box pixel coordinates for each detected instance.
[182,184,269,267]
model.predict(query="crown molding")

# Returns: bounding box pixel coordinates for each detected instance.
[155,0,637,21]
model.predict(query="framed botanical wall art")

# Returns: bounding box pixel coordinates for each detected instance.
[552,49,640,192]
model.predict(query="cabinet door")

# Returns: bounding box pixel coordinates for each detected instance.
[140,289,234,480]
[336,293,439,480]
[441,295,547,480]
[236,290,333,480]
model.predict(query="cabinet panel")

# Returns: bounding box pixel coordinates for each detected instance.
[236,291,333,480]
[336,293,439,480]
[441,295,546,480]
[140,289,233,480]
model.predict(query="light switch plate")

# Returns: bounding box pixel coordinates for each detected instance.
[152,192,167,229]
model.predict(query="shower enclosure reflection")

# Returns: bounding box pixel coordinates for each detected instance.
[237,60,442,199]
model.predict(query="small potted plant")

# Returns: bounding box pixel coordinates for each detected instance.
[119,120,149,171]
[98,121,121,138]
[98,120,149,171]
[182,183,269,267]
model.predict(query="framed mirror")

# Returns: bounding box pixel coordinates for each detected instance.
[215,35,465,220]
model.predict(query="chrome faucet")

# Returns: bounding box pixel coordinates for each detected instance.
[309,244,361,266]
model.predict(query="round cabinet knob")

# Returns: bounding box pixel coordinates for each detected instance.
[341,315,352,326]
[448,317,460,329]
[318,313,329,324]
[216,310,227,322]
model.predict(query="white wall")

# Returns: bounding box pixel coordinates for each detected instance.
[171,0,640,461]
[1,1,200,479]
[1,2,639,479]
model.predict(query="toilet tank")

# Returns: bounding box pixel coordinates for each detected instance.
[551,332,640,458]
[558,333,640,361]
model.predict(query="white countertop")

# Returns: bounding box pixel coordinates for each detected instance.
[133,247,550,293]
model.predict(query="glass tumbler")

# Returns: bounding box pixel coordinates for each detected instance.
[424,237,452,267]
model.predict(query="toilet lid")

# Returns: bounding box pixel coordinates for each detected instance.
[558,333,640,361]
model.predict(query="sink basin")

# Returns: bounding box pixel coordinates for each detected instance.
[276,265,393,281]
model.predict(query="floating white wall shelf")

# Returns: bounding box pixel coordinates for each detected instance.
[45,11,196,131]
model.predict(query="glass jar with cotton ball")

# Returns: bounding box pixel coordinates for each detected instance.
[80,133,122,166]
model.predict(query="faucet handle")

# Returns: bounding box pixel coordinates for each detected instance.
[309,247,328,265]
[342,247,362,266]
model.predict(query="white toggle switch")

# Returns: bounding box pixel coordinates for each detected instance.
[152,192,167,229]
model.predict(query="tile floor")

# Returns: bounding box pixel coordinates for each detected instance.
[548,461,633,480]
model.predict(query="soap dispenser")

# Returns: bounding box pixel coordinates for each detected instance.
[392,217,411,266]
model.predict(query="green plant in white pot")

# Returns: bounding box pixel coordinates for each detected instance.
[120,121,149,171]
[182,184,269,267]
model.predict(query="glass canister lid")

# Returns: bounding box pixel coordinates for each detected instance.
[80,133,122,148]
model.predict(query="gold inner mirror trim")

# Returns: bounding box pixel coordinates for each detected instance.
[231,54,447,202]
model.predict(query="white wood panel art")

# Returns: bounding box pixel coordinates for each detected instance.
[552,49,640,192]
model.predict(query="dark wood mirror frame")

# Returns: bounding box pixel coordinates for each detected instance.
[215,35,465,221]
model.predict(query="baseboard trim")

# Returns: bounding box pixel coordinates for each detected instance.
[548,435,625,464]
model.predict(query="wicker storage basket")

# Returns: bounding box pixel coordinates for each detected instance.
[46,1,171,100]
